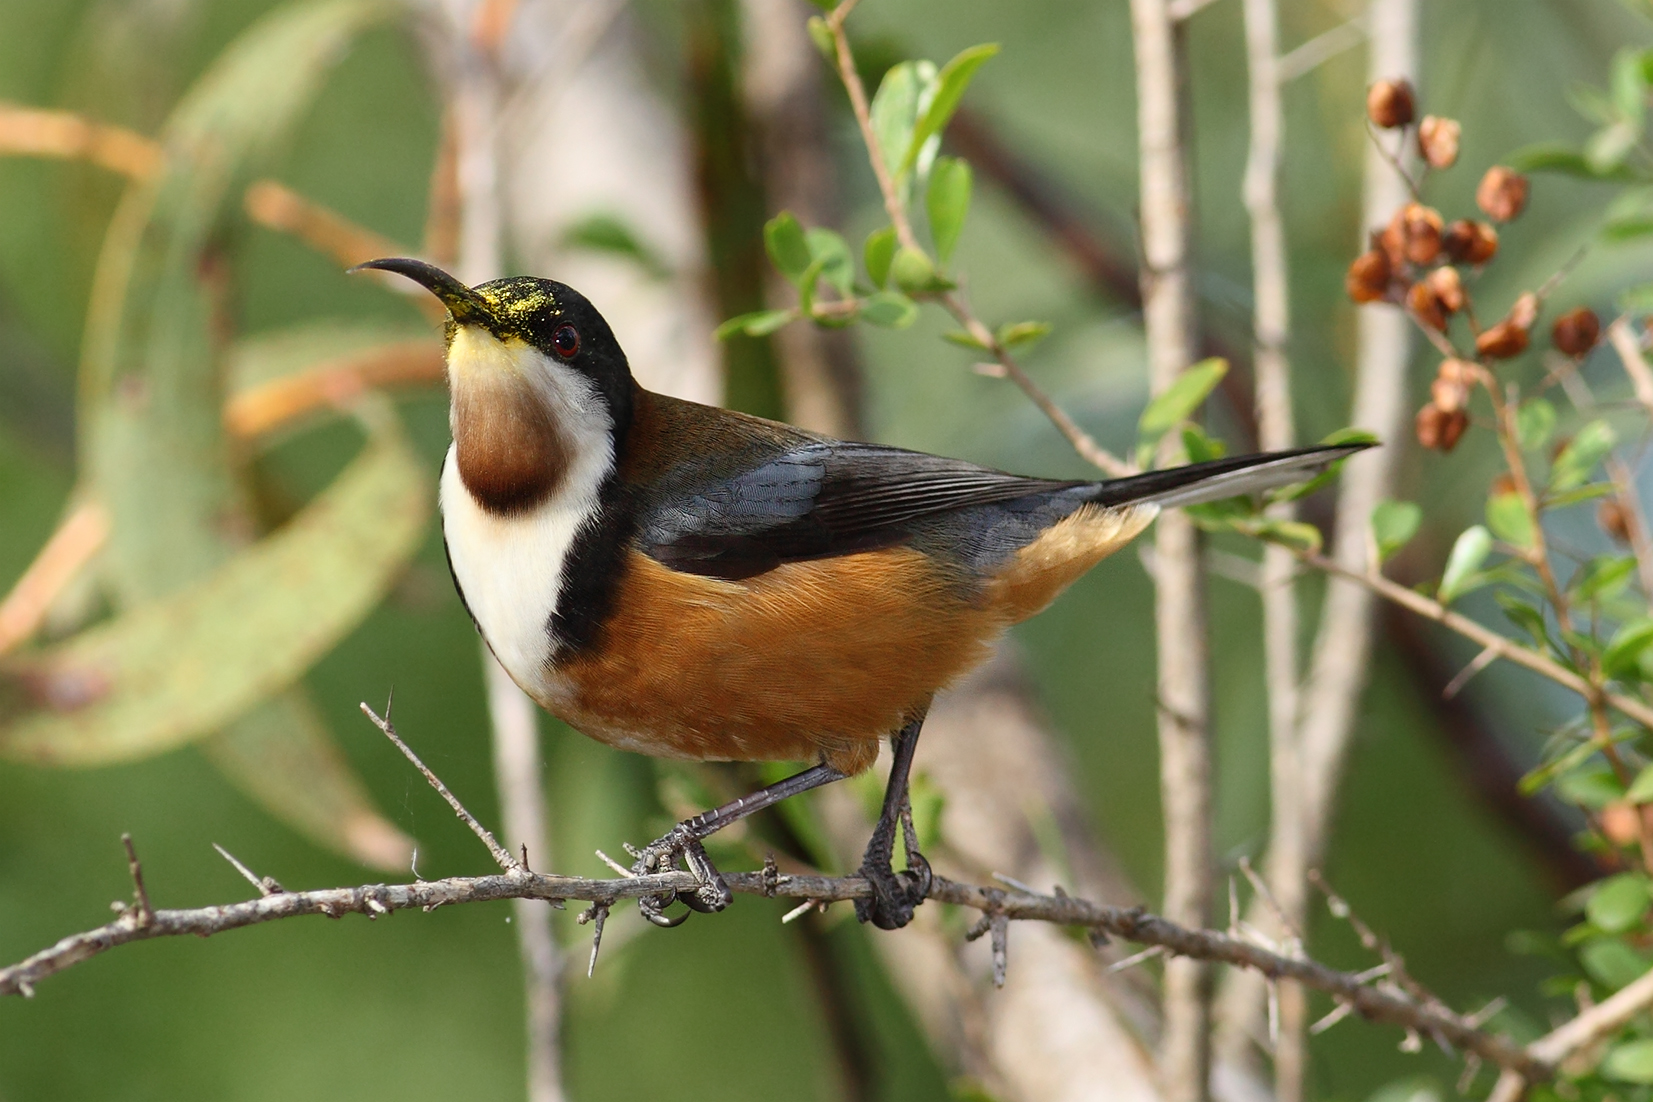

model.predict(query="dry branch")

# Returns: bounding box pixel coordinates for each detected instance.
[0,844,1550,1084]
[0,103,161,178]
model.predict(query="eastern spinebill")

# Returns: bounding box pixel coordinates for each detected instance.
[356,257,1366,930]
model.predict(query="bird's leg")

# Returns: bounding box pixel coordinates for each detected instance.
[630,761,846,927]
[855,714,933,930]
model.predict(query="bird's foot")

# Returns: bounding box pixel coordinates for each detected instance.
[628,824,732,928]
[854,848,932,931]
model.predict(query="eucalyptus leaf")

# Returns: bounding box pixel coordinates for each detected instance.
[1371,500,1423,563]
[0,408,428,765]
[926,156,972,264]
[1439,526,1493,604]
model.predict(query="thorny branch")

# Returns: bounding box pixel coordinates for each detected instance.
[0,699,1555,1087]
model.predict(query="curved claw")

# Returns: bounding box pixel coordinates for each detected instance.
[627,832,730,926]
[639,896,692,927]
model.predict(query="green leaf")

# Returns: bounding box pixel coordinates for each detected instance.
[0,407,428,765]
[900,43,1000,176]
[561,213,671,278]
[1181,425,1227,464]
[860,291,919,329]
[1628,762,1653,803]
[1320,427,1381,448]
[764,211,813,285]
[1371,501,1423,563]
[806,16,836,62]
[1522,737,1604,796]
[1439,526,1493,604]
[795,255,829,315]
[1497,592,1555,653]
[1591,874,1653,934]
[1575,555,1638,603]
[1589,120,1643,174]
[942,329,990,350]
[1507,141,1638,180]
[871,60,924,187]
[1558,768,1627,809]
[1581,937,1653,988]
[805,227,853,295]
[714,309,795,340]
[864,226,897,288]
[1620,283,1653,316]
[1606,1039,1653,1083]
[1548,483,1617,509]
[1486,491,1536,550]
[1606,619,1653,680]
[1249,518,1324,553]
[1553,420,1618,491]
[1603,215,1653,242]
[1517,399,1557,451]
[995,320,1052,350]
[926,156,972,264]
[1138,358,1228,440]
[891,245,939,294]
[1613,47,1650,125]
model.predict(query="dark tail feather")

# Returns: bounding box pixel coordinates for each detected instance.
[1088,443,1373,510]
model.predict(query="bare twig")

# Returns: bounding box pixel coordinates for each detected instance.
[361,701,522,873]
[1275,17,1368,83]
[1130,0,1214,1096]
[212,843,283,897]
[1241,0,1307,1092]
[1220,0,1419,1067]
[223,341,446,439]
[1608,316,1653,418]
[120,834,153,926]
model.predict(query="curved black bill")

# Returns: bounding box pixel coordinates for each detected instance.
[351,257,490,324]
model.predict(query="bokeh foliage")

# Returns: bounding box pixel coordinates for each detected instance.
[2,0,1651,1099]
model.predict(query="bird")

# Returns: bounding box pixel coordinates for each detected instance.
[355,256,1366,930]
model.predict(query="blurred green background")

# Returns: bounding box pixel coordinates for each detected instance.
[1,0,1647,1098]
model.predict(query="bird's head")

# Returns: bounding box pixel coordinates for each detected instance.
[355,257,633,514]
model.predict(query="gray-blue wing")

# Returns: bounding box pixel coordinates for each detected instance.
[636,441,1085,580]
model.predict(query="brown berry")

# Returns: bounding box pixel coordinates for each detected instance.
[1416,403,1469,452]
[1417,115,1461,168]
[1408,281,1448,331]
[1602,801,1642,847]
[1477,166,1530,222]
[1490,473,1517,497]
[1600,499,1632,544]
[1379,214,1408,270]
[1346,249,1392,304]
[1551,307,1601,357]
[1431,359,1474,412]
[1401,203,1444,265]
[1367,79,1416,129]
[1476,320,1530,359]
[1443,219,1499,265]
[1427,266,1466,313]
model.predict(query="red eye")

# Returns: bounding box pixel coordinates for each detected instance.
[552,324,580,358]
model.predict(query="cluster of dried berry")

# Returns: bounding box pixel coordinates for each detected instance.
[1347,79,1601,454]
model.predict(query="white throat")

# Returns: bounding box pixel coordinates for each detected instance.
[439,338,615,696]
